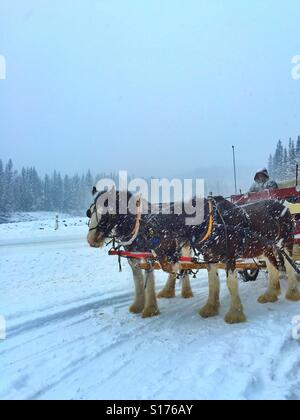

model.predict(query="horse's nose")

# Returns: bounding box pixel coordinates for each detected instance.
[87,233,96,247]
[86,209,92,218]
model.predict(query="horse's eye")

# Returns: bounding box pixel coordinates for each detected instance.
[86,209,92,218]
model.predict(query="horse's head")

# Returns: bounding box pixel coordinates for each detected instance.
[86,188,133,248]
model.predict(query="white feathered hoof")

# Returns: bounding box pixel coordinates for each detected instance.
[224,308,247,324]
[199,303,219,318]
[142,306,160,318]
[129,303,144,314]
[286,289,300,302]
[157,289,176,299]
[258,291,279,304]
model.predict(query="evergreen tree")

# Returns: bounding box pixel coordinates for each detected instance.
[51,171,64,211]
[297,136,300,163]
[288,138,297,178]
[273,140,284,180]
[4,159,15,212]
[269,135,300,182]
[43,174,52,210]
[63,175,73,211]
[0,158,121,214]
[84,170,94,207]
[0,159,4,212]
[283,148,289,181]
[268,154,274,178]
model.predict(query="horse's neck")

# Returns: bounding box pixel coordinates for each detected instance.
[214,199,246,226]
[115,213,136,239]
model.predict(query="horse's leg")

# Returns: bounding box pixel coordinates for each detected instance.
[157,273,177,299]
[225,268,247,324]
[199,264,220,318]
[258,254,281,304]
[142,268,160,318]
[128,259,146,314]
[283,248,300,302]
[181,272,194,298]
[181,245,194,298]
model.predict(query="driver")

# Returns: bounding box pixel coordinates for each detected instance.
[249,168,278,193]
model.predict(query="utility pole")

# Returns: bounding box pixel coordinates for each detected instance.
[232,145,238,195]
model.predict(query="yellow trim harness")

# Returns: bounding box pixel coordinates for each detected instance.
[119,196,142,247]
[200,200,214,243]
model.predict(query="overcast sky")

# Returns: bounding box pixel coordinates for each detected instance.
[0,0,300,182]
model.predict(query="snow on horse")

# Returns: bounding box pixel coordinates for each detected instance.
[176,197,300,323]
[86,190,300,324]
[86,189,193,319]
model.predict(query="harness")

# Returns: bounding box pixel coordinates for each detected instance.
[193,198,253,268]
[199,200,214,243]
[118,197,142,246]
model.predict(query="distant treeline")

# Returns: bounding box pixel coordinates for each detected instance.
[268,135,300,181]
[0,159,119,214]
[2,136,300,215]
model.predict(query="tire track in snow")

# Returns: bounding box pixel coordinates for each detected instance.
[25,300,209,399]
[10,295,199,399]
[7,292,133,339]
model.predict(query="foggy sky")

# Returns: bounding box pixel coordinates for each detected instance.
[1,0,300,187]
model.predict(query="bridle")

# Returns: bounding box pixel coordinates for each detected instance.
[87,204,99,232]
[87,194,143,247]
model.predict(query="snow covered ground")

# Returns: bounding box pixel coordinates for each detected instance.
[1,214,300,400]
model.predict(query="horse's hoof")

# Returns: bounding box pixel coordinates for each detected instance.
[258,292,279,304]
[224,309,247,324]
[199,304,219,318]
[181,290,194,299]
[129,303,144,314]
[142,306,160,318]
[157,290,175,299]
[286,290,300,302]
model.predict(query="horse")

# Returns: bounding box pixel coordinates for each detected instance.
[86,189,194,318]
[181,197,300,323]
[138,195,300,324]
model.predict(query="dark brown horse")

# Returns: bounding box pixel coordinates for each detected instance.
[86,189,193,318]
[184,197,300,323]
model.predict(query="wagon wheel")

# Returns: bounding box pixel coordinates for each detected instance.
[240,268,260,282]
